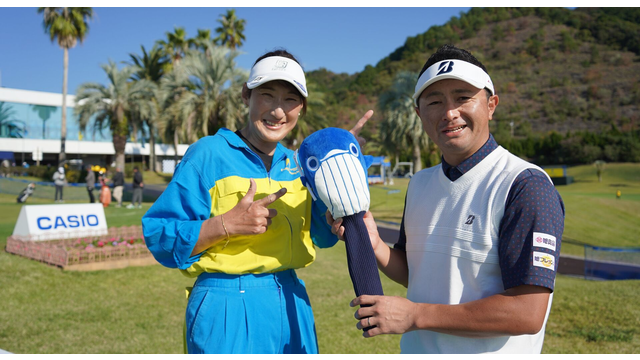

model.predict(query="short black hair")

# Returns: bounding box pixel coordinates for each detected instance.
[253,48,302,67]
[418,44,489,78]
[133,166,139,171]
[417,44,493,100]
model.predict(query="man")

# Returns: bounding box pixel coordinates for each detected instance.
[329,45,565,353]
[127,166,144,209]
[85,165,96,203]
[111,167,125,208]
[52,166,66,203]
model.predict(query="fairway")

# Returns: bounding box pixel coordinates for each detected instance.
[0,163,639,353]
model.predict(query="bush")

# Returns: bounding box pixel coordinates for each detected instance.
[65,169,83,184]
[123,162,145,178]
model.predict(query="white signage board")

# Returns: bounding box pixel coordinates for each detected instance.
[12,203,108,241]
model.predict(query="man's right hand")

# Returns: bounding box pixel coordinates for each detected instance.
[326,210,383,252]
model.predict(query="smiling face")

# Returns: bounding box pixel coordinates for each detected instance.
[415,79,499,166]
[241,80,304,155]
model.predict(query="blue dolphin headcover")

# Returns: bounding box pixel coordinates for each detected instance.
[295,127,383,330]
[295,127,373,218]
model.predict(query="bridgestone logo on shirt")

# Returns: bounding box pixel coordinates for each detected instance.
[533,251,555,270]
[533,232,556,251]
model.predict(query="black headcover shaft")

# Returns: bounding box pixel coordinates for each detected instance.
[341,211,384,331]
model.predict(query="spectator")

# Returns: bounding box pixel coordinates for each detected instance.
[99,169,111,207]
[111,167,125,208]
[127,167,144,209]
[85,164,96,203]
[52,166,66,203]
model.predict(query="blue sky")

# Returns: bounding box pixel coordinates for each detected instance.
[0,7,471,95]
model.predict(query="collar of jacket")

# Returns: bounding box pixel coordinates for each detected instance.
[217,127,289,165]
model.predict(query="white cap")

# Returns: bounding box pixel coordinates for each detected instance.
[246,56,308,98]
[58,167,64,174]
[413,59,495,106]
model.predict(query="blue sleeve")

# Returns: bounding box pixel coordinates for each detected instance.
[309,196,339,248]
[498,169,565,292]
[141,160,212,269]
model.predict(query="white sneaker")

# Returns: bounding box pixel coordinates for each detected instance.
[126,204,135,209]
[137,205,142,209]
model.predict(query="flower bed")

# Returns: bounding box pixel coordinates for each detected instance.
[5,225,157,271]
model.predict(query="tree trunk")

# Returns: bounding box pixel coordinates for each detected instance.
[149,124,156,172]
[59,47,69,165]
[112,107,127,171]
[412,142,422,172]
[173,130,179,165]
[113,133,127,171]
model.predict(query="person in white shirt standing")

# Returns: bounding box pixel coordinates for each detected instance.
[328,44,565,354]
[52,166,66,203]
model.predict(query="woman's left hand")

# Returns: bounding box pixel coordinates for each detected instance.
[349,110,373,148]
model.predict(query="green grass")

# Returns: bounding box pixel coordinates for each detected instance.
[544,275,640,353]
[0,162,639,353]
[367,164,640,258]
[139,171,173,185]
[557,163,640,256]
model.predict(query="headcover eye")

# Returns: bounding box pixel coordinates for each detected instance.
[349,143,359,156]
[306,156,319,172]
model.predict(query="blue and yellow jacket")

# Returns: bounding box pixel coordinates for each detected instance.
[142,128,338,277]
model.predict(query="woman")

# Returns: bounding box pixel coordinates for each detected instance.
[142,49,372,354]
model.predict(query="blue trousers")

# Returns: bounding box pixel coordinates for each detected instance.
[185,269,318,354]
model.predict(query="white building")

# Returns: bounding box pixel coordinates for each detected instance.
[0,87,188,172]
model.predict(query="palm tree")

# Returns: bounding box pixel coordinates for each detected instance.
[30,105,58,139]
[214,9,246,49]
[157,44,246,164]
[129,44,169,82]
[0,102,26,138]
[161,45,247,144]
[37,7,93,164]
[157,61,191,163]
[378,71,429,172]
[156,26,192,68]
[191,29,213,54]
[128,44,169,171]
[75,61,155,170]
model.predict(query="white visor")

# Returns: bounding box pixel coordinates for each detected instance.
[413,59,494,106]
[246,56,308,98]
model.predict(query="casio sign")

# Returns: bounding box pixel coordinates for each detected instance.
[36,214,101,230]
[13,204,108,241]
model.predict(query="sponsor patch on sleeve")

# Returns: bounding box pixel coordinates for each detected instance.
[533,232,557,251]
[533,251,556,270]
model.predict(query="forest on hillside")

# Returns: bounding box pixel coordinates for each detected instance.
[12,8,637,172]
[306,7,640,167]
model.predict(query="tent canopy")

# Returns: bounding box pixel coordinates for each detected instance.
[0,151,15,162]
